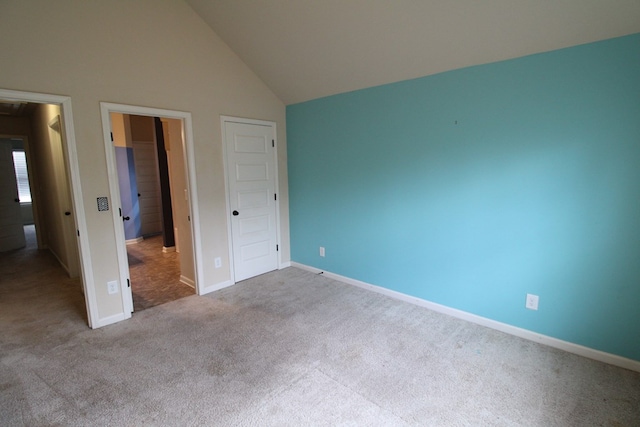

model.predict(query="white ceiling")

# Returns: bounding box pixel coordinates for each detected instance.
[186,0,640,105]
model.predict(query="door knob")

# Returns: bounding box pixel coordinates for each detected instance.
[65,211,71,216]
[123,216,130,221]
[14,198,19,203]
[232,210,239,216]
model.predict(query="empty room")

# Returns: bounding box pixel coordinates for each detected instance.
[1,1,639,425]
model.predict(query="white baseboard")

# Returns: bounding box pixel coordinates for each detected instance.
[126,237,143,245]
[291,262,640,373]
[199,279,234,295]
[162,246,176,253]
[180,275,195,289]
[48,248,70,276]
[94,312,129,329]
[280,261,292,269]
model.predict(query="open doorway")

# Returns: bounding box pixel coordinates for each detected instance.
[105,108,199,313]
[0,96,92,326]
[0,103,79,276]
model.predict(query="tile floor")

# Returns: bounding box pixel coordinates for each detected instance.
[127,234,195,311]
[13,226,193,312]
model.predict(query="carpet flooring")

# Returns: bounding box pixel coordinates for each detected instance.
[1,240,639,425]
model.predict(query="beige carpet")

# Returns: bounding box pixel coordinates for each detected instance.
[1,239,639,425]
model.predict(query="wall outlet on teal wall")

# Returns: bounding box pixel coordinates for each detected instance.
[526,294,539,310]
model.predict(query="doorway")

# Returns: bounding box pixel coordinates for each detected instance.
[110,113,195,311]
[0,110,79,276]
[0,89,96,328]
[101,103,203,315]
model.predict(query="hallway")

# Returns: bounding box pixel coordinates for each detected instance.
[0,225,88,342]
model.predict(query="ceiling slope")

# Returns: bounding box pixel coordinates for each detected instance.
[186,0,640,105]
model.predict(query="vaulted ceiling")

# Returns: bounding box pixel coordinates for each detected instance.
[186,0,640,105]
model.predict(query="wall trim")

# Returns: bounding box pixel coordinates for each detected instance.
[291,262,640,373]
[200,279,234,295]
[125,237,143,245]
[180,275,195,289]
[48,247,71,277]
[94,312,128,328]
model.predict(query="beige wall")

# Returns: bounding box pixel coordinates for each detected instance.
[165,118,195,285]
[110,113,131,148]
[0,116,31,137]
[29,104,61,259]
[130,115,155,143]
[0,0,289,323]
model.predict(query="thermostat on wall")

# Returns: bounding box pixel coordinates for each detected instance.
[97,197,109,212]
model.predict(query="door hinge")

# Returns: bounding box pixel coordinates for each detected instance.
[127,279,130,288]
[77,230,80,237]
[119,207,122,217]
[274,193,277,201]
[110,132,114,142]
[272,139,275,147]
[276,244,279,251]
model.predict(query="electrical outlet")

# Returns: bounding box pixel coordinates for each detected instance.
[214,257,222,268]
[319,247,325,257]
[107,280,119,295]
[526,293,539,310]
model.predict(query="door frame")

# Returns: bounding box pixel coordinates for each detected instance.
[0,88,97,328]
[100,103,203,313]
[221,115,282,284]
[47,114,80,277]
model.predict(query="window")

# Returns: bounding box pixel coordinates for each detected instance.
[12,150,31,203]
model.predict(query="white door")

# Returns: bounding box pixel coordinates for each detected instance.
[49,116,80,277]
[224,120,279,282]
[0,142,26,252]
[133,141,162,236]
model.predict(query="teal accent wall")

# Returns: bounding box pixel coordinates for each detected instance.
[287,33,640,361]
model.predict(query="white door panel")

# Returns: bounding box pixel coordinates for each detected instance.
[224,121,278,282]
[48,116,80,277]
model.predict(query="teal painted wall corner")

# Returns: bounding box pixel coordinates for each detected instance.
[287,33,640,361]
